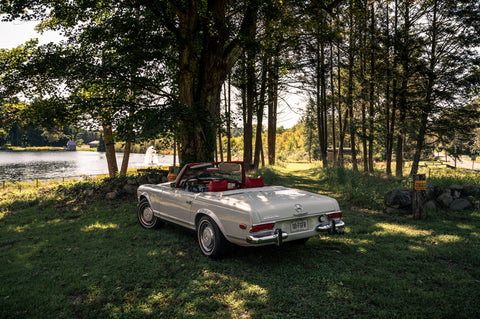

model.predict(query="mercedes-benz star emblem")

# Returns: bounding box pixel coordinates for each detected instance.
[294,204,303,213]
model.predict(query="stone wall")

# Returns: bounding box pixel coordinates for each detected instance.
[384,184,480,214]
[103,170,169,200]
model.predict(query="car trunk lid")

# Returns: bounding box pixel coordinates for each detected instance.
[216,186,340,223]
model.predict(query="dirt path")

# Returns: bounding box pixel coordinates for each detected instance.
[445,156,479,171]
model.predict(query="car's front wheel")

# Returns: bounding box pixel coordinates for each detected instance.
[197,216,227,258]
[137,198,163,229]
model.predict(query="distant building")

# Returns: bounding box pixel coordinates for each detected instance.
[89,140,100,148]
[66,141,77,151]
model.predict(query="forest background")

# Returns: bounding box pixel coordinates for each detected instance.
[1,0,480,177]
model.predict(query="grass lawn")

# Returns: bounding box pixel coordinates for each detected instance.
[1,164,479,318]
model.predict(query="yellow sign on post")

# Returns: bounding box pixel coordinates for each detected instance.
[414,180,427,191]
[412,174,427,220]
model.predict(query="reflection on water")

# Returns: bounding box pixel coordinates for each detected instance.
[0,161,77,180]
[0,151,175,181]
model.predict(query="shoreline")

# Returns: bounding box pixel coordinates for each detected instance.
[1,146,67,152]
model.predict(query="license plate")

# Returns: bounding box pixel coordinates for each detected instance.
[291,219,308,233]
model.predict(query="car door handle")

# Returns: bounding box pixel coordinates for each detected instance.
[186,200,192,204]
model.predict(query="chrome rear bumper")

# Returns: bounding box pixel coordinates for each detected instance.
[246,219,345,246]
[246,229,289,246]
[316,219,345,231]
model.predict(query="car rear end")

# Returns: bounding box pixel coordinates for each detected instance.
[246,210,345,245]
[222,186,345,246]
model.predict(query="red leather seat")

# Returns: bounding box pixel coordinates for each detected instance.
[245,176,264,188]
[208,180,228,192]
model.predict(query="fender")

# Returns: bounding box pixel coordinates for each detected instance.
[138,192,152,206]
[195,208,226,236]
[138,192,159,215]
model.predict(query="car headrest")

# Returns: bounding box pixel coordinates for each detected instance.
[245,176,264,188]
[208,180,228,192]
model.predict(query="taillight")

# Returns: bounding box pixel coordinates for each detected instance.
[327,212,342,220]
[250,222,275,233]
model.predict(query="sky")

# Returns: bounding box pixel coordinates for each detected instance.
[0,20,61,48]
[1,20,303,128]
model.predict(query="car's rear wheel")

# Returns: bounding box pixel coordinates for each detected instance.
[137,198,162,229]
[197,216,227,258]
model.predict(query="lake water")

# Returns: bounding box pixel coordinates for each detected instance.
[0,151,176,181]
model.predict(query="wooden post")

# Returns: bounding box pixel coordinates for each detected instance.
[413,174,426,220]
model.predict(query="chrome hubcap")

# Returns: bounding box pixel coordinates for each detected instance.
[200,224,215,252]
[143,207,153,223]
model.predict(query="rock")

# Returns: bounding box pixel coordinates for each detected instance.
[449,198,471,211]
[425,183,439,201]
[424,200,438,212]
[463,185,480,198]
[384,189,412,209]
[449,185,463,199]
[137,175,150,185]
[123,184,137,194]
[449,184,463,191]
[147,175,160,184]
[105,191,117,200]
[102,184,115,193]
[127,178,138,185]
[437,190,453,208]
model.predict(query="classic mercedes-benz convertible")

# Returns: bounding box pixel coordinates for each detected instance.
[137,161,344,258]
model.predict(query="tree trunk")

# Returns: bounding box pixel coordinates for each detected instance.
[175,0,258,164]
[218,131,223,162]
[224,75,232,162]
[362,99,368,172]
[368,0,375,173]
[316,38,328,167]
[348,0,358,171]
[330,43,336,165]
[244,49,256,170]
[360,6,368,172]
[102,122,118,178]
[410,0,438,176]
[385,0,396,176]
[395,0,411,178]
[267,54,278,166]
[337,41,346,164]
[254,54,267,170]
[119,141,131,176]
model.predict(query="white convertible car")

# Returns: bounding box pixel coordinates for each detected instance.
[137,161,344,258]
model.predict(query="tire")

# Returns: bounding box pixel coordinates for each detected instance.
[137,198,162,229]
[197,216,227,258]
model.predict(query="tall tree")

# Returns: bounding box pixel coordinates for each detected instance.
[2,0,260,164]
[347,0,358,171]
[267,53,279,165]
[253,54,268,170]
[409,0,480,175]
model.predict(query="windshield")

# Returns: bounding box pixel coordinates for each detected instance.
[177,162,243,187]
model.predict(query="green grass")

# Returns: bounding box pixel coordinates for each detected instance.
[1,164,479,318]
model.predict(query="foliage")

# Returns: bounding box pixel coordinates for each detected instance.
[427,167,480,187]
[1,0,479,171]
